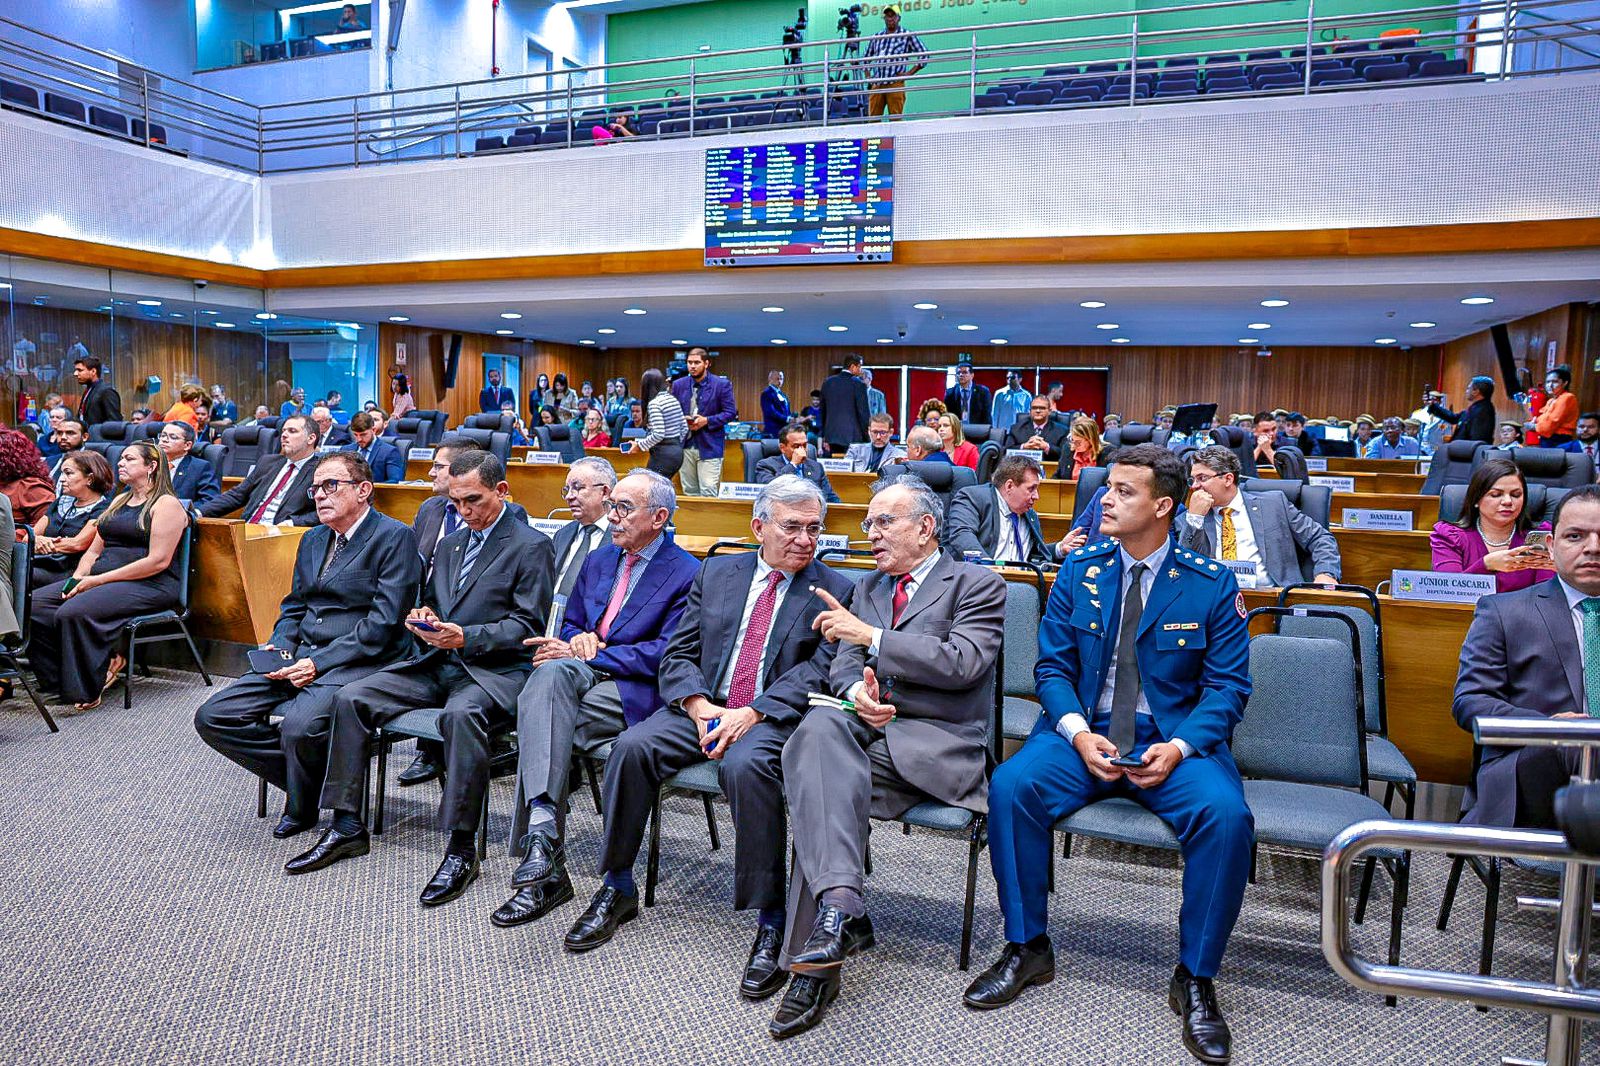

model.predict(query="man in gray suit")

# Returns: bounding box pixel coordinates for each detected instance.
[1178,446,1339,587]
[767,475,1006,1040]
[754,422,841,503]
[1453,485,1592,829]
[947,454,1085,566]
[843,413,904,474]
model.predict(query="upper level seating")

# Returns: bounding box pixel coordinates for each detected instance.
[1,78,167,146]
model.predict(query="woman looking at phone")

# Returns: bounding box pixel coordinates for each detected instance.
[1430,457,1554,592]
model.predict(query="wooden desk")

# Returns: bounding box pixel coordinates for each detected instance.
[190,518,309,645]
[1317,471,1428,495]
[1323,458,1424,476]
[1330,493,1440,529]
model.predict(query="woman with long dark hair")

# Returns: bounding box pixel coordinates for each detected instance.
[1430,457,1554,592]
[0,425,55,530]
[529,372,550,414]
[549,372,578,420]
[31,441,186,711]
[390,372,416,419]
[632,368,687,479]
[32,449,114,588]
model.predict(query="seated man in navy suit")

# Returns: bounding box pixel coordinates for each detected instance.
[967,444,1254,1066]
[754,422,841,504]
[494,469,700,927]
[570,476,854,996]
[157,420,221,506]
[339,411,404,483]
[947,454,1084,565]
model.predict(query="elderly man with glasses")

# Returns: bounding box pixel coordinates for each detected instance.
[764,475,1006,1040]
[493,469,701,929]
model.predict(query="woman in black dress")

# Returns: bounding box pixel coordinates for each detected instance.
[31,450,114,588]
[31,441,186,711]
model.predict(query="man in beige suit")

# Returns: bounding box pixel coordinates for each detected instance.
[766,475,1006,1040]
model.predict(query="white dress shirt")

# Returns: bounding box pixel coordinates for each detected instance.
[993,488,1029,561]
[715,556,796,702]
[867,548,943,658]
[556,515,610,588]
[1186,493,1266,584]
[257,458,304,525]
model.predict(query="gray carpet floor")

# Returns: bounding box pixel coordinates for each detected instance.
[0,670,1593,1065]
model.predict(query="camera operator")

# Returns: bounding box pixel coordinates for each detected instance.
[862,4,927,119]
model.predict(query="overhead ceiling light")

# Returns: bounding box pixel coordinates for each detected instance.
[495,329,515,336]
[1079,300,1106,309]
[344,323,362,330]
[136,299,162,307]
[1095,323,1119,330]
[215,322,235,328]
[1260,298,1290,308]
[827,325,848,332]
[1111,337,1130,344]
[623,308,646,315]
[1246,322,1270,330]
[1238,337,1260,344]
[1374,337,1398,345]
[169,312,185,319]
[989,338,1009,345]
[96,305,111,312]
[1460,296,1495,305]
[388,315,410,322]
[1409,321,1436,328]
[707,326,728,333]
[597,328,617,335]
[579,339,597,345]
[500,311,523,320]
[770,338,788,345]
[255,312,277,320]
[761,306,784,313]
[912,302,938,310]
[876,338,895,344]
[200,310,218,316]
[670,339,688,345]
[956,324,979,331]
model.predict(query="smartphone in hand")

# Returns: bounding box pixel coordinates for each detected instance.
[409,618,442,633]
[1525,530,1551,552]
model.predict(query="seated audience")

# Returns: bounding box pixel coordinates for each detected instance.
[32,450,114,589]
[1454,485,1600,829]
[46,418,87,491]
[1364,416,1422,459]
[312,405,352,448]
[917,398,947,429]
[755,423,841,503]
[1431,458,1554,592]
[163,384,207,429]
[1352,415,1377,451]
[843,413,904,473]
[341,411,404,483]
[581,408,611,450]
[280,387,311,420]
[0,427,56,532]
[31,441,185,711]
[899,425,950,465]
[157,421,221,505]
[938,414,980,470]
[1273,412,1318,455]
[1001,397,1069,460]
[37,406,69,462]
[200,414,321,526]
[1066,417,1104,480]
[495,470,697,929]
[129,407,153,425]
[1531,365,1578,446]
[289,450,554,905]
[209,385,237,432]
[194,399,218,445]
[1568,411,1600,468]
[539,405,560,427]
[1103,413,1123,432]
[947,454,1085,565]
[194,454,421,837]
[1496,420,1524,447]
[1179,446,1340,587]
[503,403,533,447]
[241,405,272,428]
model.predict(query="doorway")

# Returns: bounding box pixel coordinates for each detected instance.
[483,353,521,413]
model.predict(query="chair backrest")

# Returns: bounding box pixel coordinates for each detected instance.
[199,442,225,473]
[879,461,977,517]
[1232,629,1365,788]
[1423,438,1487,494]
[85,441,126,469]
[1438,481,1550,526]
[1503,446,1595,488]
[1209,425,1256,471]
[742,439,784,482]
[537,423,583,462]
[1070,466,1109,525]
[219,425,278,476]
[88,420,131,444]
[256,416,280,431]
[1273,444,1309,482]
[412,410,448,446]
[136,420,166,441]
[1275,595,1382,733]
[463,412,512,434]
[1109,423,1171,448]
[451,427,512,464]
[1538,485,1569,524]
[8,529,33,655]
[1002,570,1045,700]
[961,423,990,445]
[174,521,195,613]
[975,441,1003,484]
[1241,477,1332,530]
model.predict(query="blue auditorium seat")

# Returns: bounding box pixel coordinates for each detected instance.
[974,92,1008,109]
[1250,62,1296,80]
[1311,69,1361,87]
[1043,65,1078,76]
[1246,49,1284,62]
[1334,41,1373,55]
[537,128,568,144]
[1083,61,1121,74]
[1026,79,1065,94]
[1,79,39,110]
[130,118,166,143]
[1256,73,1303,90]
[1163,55,1199,68]
[1403,50,1444,71]
[1055,90,1100,105]
[1364,61,1412,82]
[44,92,86,123]
[1418,57,1470,78]
[1205,77,1250,93]
[474,135,505,153]
[658,117,689,137]
[514,124,540,137]
[1014,89,1055,107]
[506,132,539,148]
[88,106,129,136]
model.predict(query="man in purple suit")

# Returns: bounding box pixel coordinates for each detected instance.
[671,347,738,497]
[493,469,700,927]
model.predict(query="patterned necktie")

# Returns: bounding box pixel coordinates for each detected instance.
[320,532,348,578]
[455,530,485,591]
[598,552,640,639]
[725,570,786,708]
[891,572,914,626]
[1581,599,1600,717]
[1108,563,1148,756]
[1219,507,1238,561]
[557,525,599,597]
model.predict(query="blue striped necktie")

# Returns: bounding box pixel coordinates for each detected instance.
[456,530,485,590]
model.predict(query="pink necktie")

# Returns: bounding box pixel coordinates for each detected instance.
[597,552,639,639]
[725,571,785,708]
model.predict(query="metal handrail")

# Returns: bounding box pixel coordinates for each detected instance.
[1518,7,1600,62]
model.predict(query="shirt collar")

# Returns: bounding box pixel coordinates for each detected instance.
[1119,538,1170,576]
[470,503,510,540]
[900,548,942,586]
[752,554,793,587]
[1559,577,1594,613]
[332,505,372,542]
[629,531,665,562]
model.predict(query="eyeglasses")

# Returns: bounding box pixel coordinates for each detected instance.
[428,462,449,473]
[860,512,927,535]
[562,481,599,495]
[775,521,823,538]
[604,499,643,518]
[307,479,358,498]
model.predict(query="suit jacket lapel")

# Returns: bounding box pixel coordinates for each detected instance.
[450,515,514,605]
[895,552,953,629]
[1536,580,1585,711]
[709,554,758,686]
[984,493,1003,555]
[606,544,673,635]
[1137,556,1184,637]
[322,509,376,584]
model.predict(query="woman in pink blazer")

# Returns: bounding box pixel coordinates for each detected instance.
[1430,457,1554,592]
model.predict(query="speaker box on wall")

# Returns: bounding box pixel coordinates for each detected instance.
[443,334,462,389]
[1490,323,1523,397]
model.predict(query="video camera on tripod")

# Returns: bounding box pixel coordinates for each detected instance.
[782,6,808,66]
[837,4,862,37]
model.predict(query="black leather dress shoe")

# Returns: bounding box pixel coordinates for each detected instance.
[272,813,317,839]
[419,851,480,907]
[963,939,1056,1010]
[1169,964,1233,1065]
[285,826,369,874]
[510,832,565,888]
[397,752,442,787]
[490,872,574,928]
[740,925,788,1001]
[788,905,875,973]
[769,972,840,1040]
[563,884,640,952]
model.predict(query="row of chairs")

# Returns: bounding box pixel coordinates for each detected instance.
[472,98,847,155]
[0,77,168,147]
[1422,439,1595,494]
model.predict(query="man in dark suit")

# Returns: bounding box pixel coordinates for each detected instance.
[47,419,87,492]
[199,414,322,526]
[1454,485,1593,829]
[1179,446,1340,588]
[194,453,421,835]
[767,475,1006,1039]
[1273,412,1319,456]
[156,420,221,506]
[493,469,699,928]
[312,405,353,449]
[567,476,854,998]
[761,370,792,438]
[817,355,870,456]
[341,411,404,483]
[288,450,554,907]
[968,445,1254,1066]
[480,369,514,414]
[754,422,841,504]
[1429,375,1498,445]
[944,363,992,425]
[670,347,738,497]
[947,454,1083,566]
[73,355,121,429]
[843,414,904,473]
[1001,396,1070,461]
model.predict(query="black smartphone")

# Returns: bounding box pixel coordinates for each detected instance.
[248,648,293,673]
[1107,754,1145,768]
[409,618,441,633]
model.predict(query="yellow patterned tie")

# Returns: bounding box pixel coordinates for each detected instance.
[1219,507,1238,561]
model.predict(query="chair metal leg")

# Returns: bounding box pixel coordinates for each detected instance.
[13,666,56,732]
[645,793,662,908]
[1437,854,1465,930]
[703,794,720,851]
[1046,842,1055,894]
[1354,855,1376,924]
[256,776,268,818]
[122,630,136,709]
[1480,858,1501,978]
[1248,841,1258,885]
[476,791,489,860]
[372,734,389,834]
[1401,783,1415,821]
[959,818,984,971]
[586,758,604,814]
[1062,834,1071,860]
[1382,782,1397,815]
[176,619,213,686]
[1384,855,1409,1008]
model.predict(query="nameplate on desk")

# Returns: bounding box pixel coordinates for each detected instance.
[408,447,435,461]
[1309,475,1356,493]
[819,458,853,473]
[528,518,569,537]
[1343,508,1414,531]
[1390,569,1495,603]
[1219,559,1259,590]
[525,451,563,465]
[1006,448,1045,461]
[1304,457,1328,472]
[818,533,849,552]
[717,482,764,500]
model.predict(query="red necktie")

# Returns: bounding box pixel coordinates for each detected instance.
[891,572,914,626]
[597,552,640,639]
[248,461,297,523]
[725,570,785,708]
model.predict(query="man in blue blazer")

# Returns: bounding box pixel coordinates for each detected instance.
[156,420,221,506]
[760,370,792,438]
[341,410,405,483]
[753,422,841,504]
[495,469,700,927]
[671,347,738,497]
[966,444,1254,1066]
[479,368,514,414]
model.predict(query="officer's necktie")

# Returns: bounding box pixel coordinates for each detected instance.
[1219,507,1238,561]
[1581,598,1600,717]
[455,530,485,591]
[320,532,348,579]
[1108,563,1147,756]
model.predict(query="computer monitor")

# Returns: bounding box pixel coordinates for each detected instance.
[1322,425,1350,442]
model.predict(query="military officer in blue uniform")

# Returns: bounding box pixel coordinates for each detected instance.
[965,444,1254,1066]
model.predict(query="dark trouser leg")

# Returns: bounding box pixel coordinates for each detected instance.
[194,673,335,820]
[598,709,703,877]
[514,658,601,825]
[435,665,506,834]
[320,665,450,815]
[720,719,795,912]
[1514,746,1584,829]
[28,581,66,693]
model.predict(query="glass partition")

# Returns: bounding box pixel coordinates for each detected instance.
[195,0,373,72]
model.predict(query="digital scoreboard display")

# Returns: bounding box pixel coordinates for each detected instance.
[704,137,894,267]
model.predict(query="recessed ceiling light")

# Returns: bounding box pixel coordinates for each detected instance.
[255,312,277,320]
[169,312,185,318]
[496,329,514,335]
[770,338,788,345]
[1460,296,1495,305]
[956,324,979,331]
[1374,337,1398,344]
[344,323,362,330]
[597,328,616,335]
[96,305,111,312]
[1079,300,1107,309]
[1409,321,1436,328]
[500,311,523,320]
[1246,323,1270,330]
[388,315,410,322]
[827,325,848,332]
[215,322,235,328]
[623,308,646,315]
[1095,323,1119,330]
[579,339,597,345]
[1111,337,1130,344]
[913,302,938,310]
[989,338,1009,345]
[670,339,688,346]
[1260,299,1290,308]
[136,299,162,307]
[876,338,895,344]
[708,326,728,333]
[200,310,218,316]
[761,306,784,313]
[0,283,10,290]
[1238,337,1260,344]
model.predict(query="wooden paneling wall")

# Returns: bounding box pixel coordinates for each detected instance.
[1438,303,1592,423]
[375,325,601,426]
